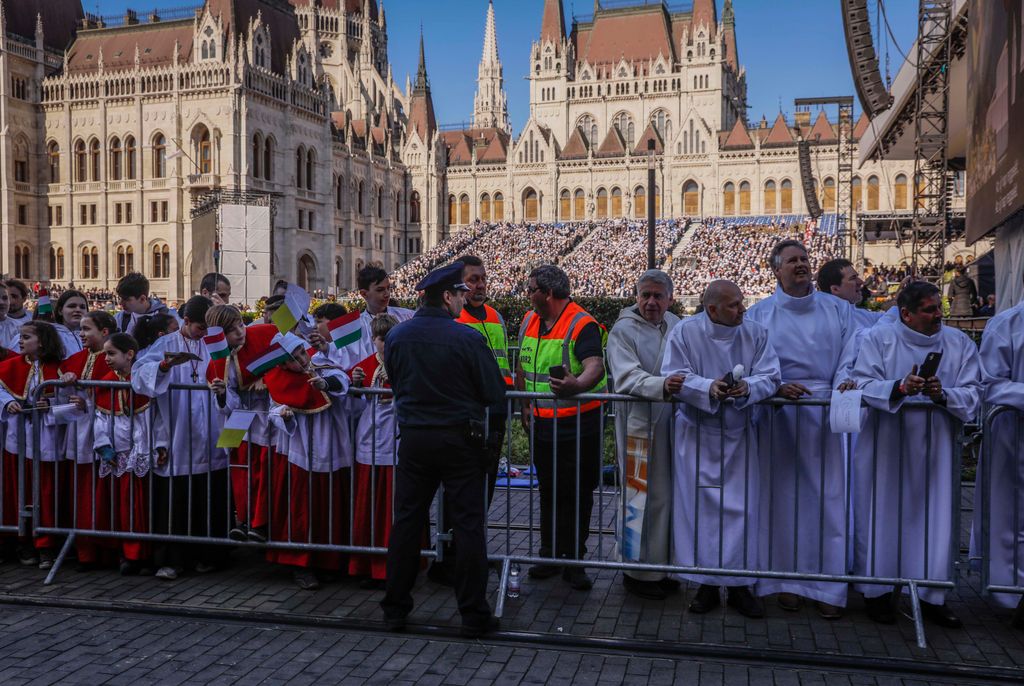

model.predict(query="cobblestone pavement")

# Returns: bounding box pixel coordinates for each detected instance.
[0,604,1005,685]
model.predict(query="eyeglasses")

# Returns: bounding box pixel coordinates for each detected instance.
[526,285,542,295]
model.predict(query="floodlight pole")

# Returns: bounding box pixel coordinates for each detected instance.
[647,139,656,269]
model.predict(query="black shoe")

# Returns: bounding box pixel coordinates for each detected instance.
[727,586,765,619]
[427,562,456,587]
[384,615,407,632]
[119,561,140,576]
[864,593,896,624]
[659,577,682,594]
[1012,597,1024,631]
[528,563,561,579]
[460,616,499,638]
[920,601,962,629]
[777,592,804,612]
[562,567,593,591]
[688,584,722,614]
[247,525,268,544]
[228,523,249,542]
[622,575,667,600]
[292,569,320,591]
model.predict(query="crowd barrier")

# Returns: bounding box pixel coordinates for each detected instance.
[979,406,1024,607]
[0,379,1004,648]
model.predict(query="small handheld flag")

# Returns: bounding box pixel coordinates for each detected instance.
[270,283,312,335]
[327,311,361,350]
[36,289,53,316]
[216,411,257,449]
[203,327,230,361]
[245,341,292,377]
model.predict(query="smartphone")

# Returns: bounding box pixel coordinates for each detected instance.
[549,365,566,380]
[919,351,943,379]
[723,371,736,389]
[164,351,201,363]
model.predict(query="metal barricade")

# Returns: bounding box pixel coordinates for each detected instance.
[980,405,1024,607]
[9,379,972,648]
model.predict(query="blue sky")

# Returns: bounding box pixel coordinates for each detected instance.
[92,0,919,132]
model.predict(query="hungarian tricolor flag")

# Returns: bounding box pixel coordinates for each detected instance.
[203,327,230,361]
[270,283,312,335]
[327,311,361,350]
[216,410,257,449]
[245,341,292,377]
[36,289,53,316]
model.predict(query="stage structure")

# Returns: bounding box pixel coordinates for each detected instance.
[191,191,277,306]
[795,96,855,260]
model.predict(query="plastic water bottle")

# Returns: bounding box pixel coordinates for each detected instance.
[507,563,521,598]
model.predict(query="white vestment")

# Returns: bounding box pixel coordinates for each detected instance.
[851,322,981,604]
[267,368,355,472]
[132,332,227,477]
[745,286,854,605]
[976,301,1024,607]
[607,305,680,581]
[661,312,781,586]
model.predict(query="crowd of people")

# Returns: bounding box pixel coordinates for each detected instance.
[668,221,843,296]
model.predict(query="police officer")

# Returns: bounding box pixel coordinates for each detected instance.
[380,262,506,637]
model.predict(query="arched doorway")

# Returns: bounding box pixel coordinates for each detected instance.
[523,188,539,222]
[297,254,317,291]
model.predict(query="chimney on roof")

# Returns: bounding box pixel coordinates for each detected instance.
[124,9,139,26]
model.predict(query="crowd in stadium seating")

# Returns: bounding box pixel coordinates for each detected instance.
[562,220,687,297]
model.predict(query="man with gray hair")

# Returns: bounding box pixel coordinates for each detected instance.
[517,264,607,591]
[607,269,683,600]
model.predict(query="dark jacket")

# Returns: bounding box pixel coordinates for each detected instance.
[949,275,977,317]
[385,306,506,428]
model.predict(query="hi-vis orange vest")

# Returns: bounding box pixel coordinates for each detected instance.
[517,301,607,419]
[456,304,513,387]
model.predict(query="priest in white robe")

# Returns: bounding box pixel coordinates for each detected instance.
[976,289,1024,623]
[850,281,981,628]
[817,258,884,331]
[607,269,682,601]
[662,280,780,618]
[745,240,855,617]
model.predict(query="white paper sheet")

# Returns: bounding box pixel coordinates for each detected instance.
[829,390,863,434]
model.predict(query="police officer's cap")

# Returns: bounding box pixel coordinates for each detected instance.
[416,262,471,295]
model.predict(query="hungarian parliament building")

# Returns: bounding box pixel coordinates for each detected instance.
[1,0,934,300]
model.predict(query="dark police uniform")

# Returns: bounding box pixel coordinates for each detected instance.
[380,262,506,635]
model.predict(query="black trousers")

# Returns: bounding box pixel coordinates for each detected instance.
[381,426,491,627]
[151,468,230,570]
[533,429,602,560]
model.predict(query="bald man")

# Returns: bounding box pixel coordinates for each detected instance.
[661,280,781,618]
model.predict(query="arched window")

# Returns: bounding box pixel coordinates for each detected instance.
[596,188,608,218]
[395,192,402,223]
[252,134,262,179]
[334,175,343,210]
[125,136,136,180]
[196,126,212,174]
[448,194,457,225]
[611,187,623,216]
[867,175,880,210]
[523,188,539,222]
[295,147,305,188]
[723,182,736,215]
[893,174,908,211]
[852,176,862,211]
[74,139,87,182]
[410,191,421,223]
[559,189,571,220]
[683,180,699,215]
[89,138,101,181]
[739,181,751,214]
[573,189,585,219]
[152,243,170,278]
[781,179,794,213]
[822,177,836,211]
[305,149,315,191]
[763,180,777,214]
[480,193,491,222]
[458,193,469,225]
[651,109,671,141]
[48,142,60,184]
[116,245,134,278]
[152,134,167,178]
[576,114,598,145]
[357,181,364,214]
[634,186,646,219]
[263,137,273,180]
[614,112,635,149]
[14,246,29,279]
[493,192,504,221]
[109,137,122,181]
[49,246,65,280]
[379,187,386,219]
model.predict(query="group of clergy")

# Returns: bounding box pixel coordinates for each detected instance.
[608,240,1023,631]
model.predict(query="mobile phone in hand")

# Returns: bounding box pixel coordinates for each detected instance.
[919,351,943,379]
[549,365,566,380]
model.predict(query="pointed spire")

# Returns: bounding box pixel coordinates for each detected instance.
[408,28,437,141]
[379,0,386,29]
[414,27,429,95]
[540,0,565,44]
[481,0,499,67]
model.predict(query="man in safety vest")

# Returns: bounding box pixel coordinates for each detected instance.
[517,264,607,591]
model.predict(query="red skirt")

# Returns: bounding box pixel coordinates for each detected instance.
[73,463,114,563]
[348,463,396,580]
[265,452,350,570]
[73,464,149,562]
[230,441,270,528]
[2,451,69,549]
